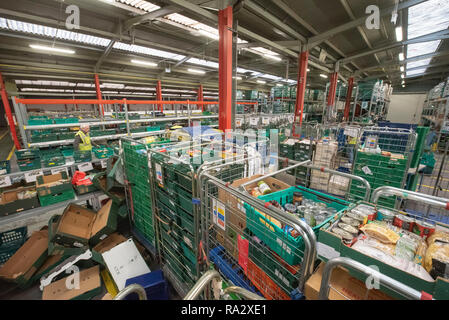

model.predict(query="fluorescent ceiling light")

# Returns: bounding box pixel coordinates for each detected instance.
[131,59,157,67]
[29,44,75,54]
[307,68,310,72]
[402,85,405,88]
[276,83,283,87]
[401,80,405,84]
[401,74,405,78]
[257,80,266,84]
[264,54,282,61]
[233,76,242,80]
[400,66,404,72]
[198,29,219,40]
[398,53,404,61]
[320,74,328,79]
[395,26,403,42]
[188,68,205,74]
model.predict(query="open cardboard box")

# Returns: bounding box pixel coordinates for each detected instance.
[0,186,40,216]
[42,265,102,300]
[0,229,49,288]
[92,233,128,265]
[304,262,394,300]
[215,174,290,260]
[36,172,72,197]
[50,199,118,249]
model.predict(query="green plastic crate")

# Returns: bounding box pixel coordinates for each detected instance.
[54,117,79,124]
[27,118,53,126]
[58,132,76,140]
[15,149,40,160]
[0,160,11,175]
[38,189,75,207]
[17,158,42,172]
[244,186,349,265]
[42,156,66,167]
[74,151,92,163]
[93,146,114,159]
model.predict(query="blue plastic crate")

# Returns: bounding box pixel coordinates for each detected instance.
[210,246,261,296]
[124,270,169,300]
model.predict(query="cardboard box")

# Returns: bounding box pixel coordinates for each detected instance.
[92,172,126,205]
[42,265,102,300]
[36,172,72,197]
[0,229,49,287]
[51,199,118,249]
[92,233,127,265]
[102,239,151,291]
[30,253,69,284]
[0,186,40,216]
[304,262,394,300]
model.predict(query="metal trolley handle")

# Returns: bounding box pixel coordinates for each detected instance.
[183,270,265,300]
[371,186,449,210]
[318,257,428,300]
[113,284,147,300]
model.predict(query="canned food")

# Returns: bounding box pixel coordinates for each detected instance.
[377,208,395,223]
[341,216,360,227]
[332,227,354,242]
[284,203,297,213]
[353,204,377,221]
[393,215,415,232]
[413,220,436,239]
[346,211,365,223]
[337,223,359,235]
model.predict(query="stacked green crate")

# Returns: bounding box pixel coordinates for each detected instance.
[349,151,408,208]
[292,141,312,186]
[122,141,155,247]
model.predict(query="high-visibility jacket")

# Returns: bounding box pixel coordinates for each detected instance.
[75,131,92,151]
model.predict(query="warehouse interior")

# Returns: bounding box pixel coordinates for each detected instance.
[0,0,448,302]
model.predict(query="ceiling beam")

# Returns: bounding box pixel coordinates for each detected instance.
[308,0,427,47]
[406,61,449,73]
[123,6,179,31]
[243,0,306,42]
[340,29,449,65]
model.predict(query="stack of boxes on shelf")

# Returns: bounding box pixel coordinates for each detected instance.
[279,139,313,186]
[310,139,338,191]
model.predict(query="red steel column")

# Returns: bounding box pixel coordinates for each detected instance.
[156,80,162,112]
[218,6,233,131]
[292,50,309,137]
[327,72,338,109]
[94,74,104,116]
[198,84,204,111]
[344,77,354,121]
[0,73,21,150]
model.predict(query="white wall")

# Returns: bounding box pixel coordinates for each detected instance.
[387,93,426,124]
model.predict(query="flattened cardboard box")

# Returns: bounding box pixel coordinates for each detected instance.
[304,262,394,300]
[48,215,87,257]
[36,172,72,197]
[0,229,49,288]
[51,199,118,248]
[42,265,102,300]
[0,186,40,216]
[30,253,70,284]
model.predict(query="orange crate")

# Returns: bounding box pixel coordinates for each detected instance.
[246,258,291,300]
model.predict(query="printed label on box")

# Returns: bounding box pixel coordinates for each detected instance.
[100,159,108,169]
[155,163,163,187]
[250,117,258,126]
[262,117,270,125]
[212,198,218,225]
[78,162,93,172]
[25,169,44,183]
[0,175,12,187]
[236,119,242,128]
[362,166,373,175]
[51,167,69,176]
[216,200,226,231]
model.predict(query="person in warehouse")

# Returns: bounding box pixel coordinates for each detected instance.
[73,124,99,151]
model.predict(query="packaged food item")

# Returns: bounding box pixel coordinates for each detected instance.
[360,223,400,244]
[345,211,365,223]
[337,223,359,235]
[377,208,395,224]
[354,235,396,256]
[427,230,449,246]
[331,227,354,243]
[341,216,360,227]
[315,214,327,226]
[393,215,415,232]
[424,241,449,273]
[351,241,434,282]
[257,180,272,195]
[250,187,262,197]
[414,241,428,266]
[293,192,303,205]
[284,203,297,213]
[412,220,436,239]
[304,209,316,227]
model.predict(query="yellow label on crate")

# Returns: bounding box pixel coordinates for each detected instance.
[101,269,119,297]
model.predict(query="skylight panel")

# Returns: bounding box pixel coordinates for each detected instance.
[117,0,160,12]
[2,18,111,47]
[406,68,426,77]
[406,41,441,58]
[406,58,432,69]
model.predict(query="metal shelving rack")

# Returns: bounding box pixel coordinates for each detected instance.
[351,80,392,124]
[11,96,221,149]
[421,96,449,151]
